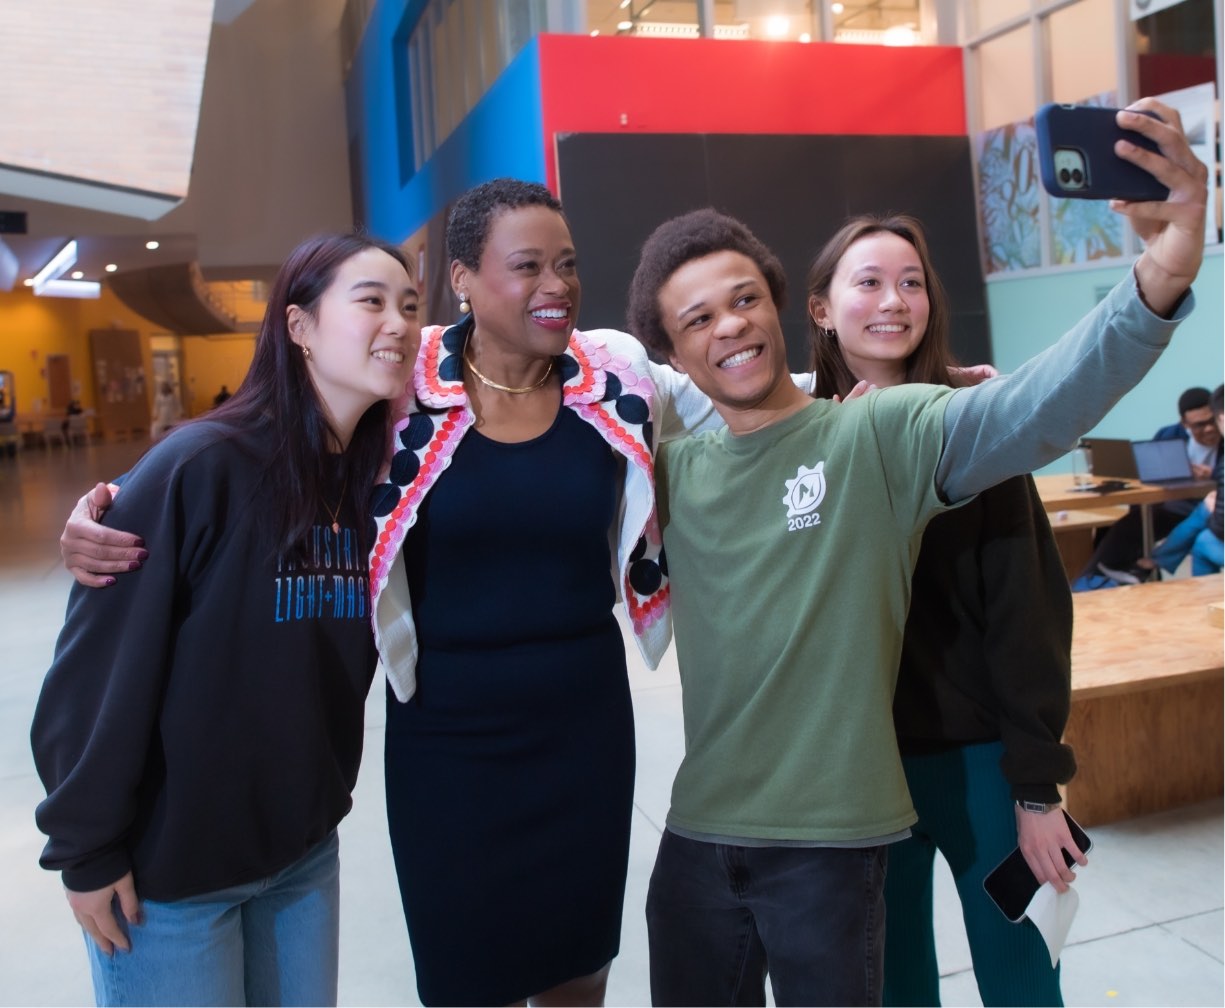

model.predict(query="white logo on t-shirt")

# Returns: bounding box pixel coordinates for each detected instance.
[783,462,826,531]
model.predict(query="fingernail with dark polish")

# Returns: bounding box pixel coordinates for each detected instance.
[136,550,149,561]
[104,578,116,587]
[134,538,146,548]
[128,561,142,571]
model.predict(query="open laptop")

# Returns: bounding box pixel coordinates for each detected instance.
[1131,438,1203,488]
[1085,438,1139,480]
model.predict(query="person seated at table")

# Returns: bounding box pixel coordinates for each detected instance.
[1135,384,1224,579]
[1075,385,1222,588]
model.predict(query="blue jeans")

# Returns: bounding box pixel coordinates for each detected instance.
[85,831,340,1007]
[1149,501,1217,574]
[646,828,886,1006]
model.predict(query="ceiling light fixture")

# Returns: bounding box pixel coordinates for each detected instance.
[765,15,790,37]
[105,263,118,272]
[146,240,160,250]
[30,240,101,299]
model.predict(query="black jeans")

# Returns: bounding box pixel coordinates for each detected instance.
[646,829,887,1007]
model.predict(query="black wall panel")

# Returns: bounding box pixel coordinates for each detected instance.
[556,133,990,371]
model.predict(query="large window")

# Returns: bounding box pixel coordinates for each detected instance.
[969,0,1220,276]
[406,0,547,169]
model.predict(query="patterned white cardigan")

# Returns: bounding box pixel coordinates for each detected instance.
[369,319,722,702]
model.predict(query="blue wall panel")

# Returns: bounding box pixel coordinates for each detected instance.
[346,1,546,244]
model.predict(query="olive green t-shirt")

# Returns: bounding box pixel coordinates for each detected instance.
[657,386,954,842]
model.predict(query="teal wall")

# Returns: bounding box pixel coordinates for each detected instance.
[986,248,1224,475]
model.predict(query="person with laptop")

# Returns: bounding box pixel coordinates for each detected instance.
[1075,385,1222,587]
[1134,384,1224,578]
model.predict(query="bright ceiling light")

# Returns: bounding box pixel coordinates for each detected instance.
[145,240,160,250]
[36,278,101,298]
[799,32,811,42]
[882,25,918,45]
[765,15,790,37]
[105,263,118,272]
[32,241,79,288]
[617,20,632,31]
[23,278,33,286]
[29,239,101,298]
[832,2,844,12]
[71,270,84,279]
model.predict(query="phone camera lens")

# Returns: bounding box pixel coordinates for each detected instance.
[1072,169,1084,184]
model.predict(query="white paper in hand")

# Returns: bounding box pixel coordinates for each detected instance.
[1025,882,1079,966]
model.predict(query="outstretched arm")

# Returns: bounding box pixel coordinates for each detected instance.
[61,483,147,587]
[938,98,1208,503]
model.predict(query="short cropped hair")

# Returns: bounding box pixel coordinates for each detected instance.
[627,208,787,360]
[1178,386,1211,417]
[446,178,564,269]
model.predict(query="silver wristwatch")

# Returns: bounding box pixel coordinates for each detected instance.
[1016,799,1060,814]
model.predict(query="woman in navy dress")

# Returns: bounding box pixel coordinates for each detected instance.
[369,180,720,1006]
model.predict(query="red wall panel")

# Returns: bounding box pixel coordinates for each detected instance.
[538,35,967,188]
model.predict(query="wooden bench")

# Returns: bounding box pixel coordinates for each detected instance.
[1048,505,1129,581]
[1062,574,1223,826]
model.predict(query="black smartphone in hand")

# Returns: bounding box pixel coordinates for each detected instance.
[982,809,1092,922]
[1035,103,1169,202]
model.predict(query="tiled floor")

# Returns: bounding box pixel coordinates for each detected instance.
[1,439,1221,1006]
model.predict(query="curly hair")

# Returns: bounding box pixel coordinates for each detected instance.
[627,208,787,361]
[804,213,955,399]
[446,178,565,269]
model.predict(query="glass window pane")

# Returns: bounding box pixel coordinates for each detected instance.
[970,0,1029,34]
[977,23,1034,132]
[1133,0,1216,96]
[1048,0,1117,105]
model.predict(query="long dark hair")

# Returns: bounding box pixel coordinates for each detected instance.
[805,214,957,400]
[203,231,411,559]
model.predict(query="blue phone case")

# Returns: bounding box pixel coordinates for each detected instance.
[1035,104,1169,202]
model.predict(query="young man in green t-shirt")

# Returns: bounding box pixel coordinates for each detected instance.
[624,99,1205,1006]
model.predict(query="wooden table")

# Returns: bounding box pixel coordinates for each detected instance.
[1048,506,1129,581]
[1034,472,1215,576]
[1063,574,1224,826]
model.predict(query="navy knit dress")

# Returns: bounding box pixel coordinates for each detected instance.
[383,403,634,1006]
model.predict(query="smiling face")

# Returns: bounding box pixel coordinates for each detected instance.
[808,231,930,387]
[1183,404,1222,449]
[289,246,419,433]
[452,204,580,361]
[658,250,799,422]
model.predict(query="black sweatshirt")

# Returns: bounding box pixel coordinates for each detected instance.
[32,420,377,900]
[893,474,1076,805]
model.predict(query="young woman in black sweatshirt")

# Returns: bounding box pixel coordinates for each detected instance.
[32,231,419,1006]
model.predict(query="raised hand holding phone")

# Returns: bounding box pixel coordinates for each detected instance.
[1036,103,1169,202]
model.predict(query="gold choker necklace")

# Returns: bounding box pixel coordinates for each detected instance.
[464,350,554,394]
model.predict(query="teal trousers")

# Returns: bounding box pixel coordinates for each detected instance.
[883,740,1064,1007]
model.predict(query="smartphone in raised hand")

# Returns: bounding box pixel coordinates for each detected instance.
[1035,103,1169,202]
